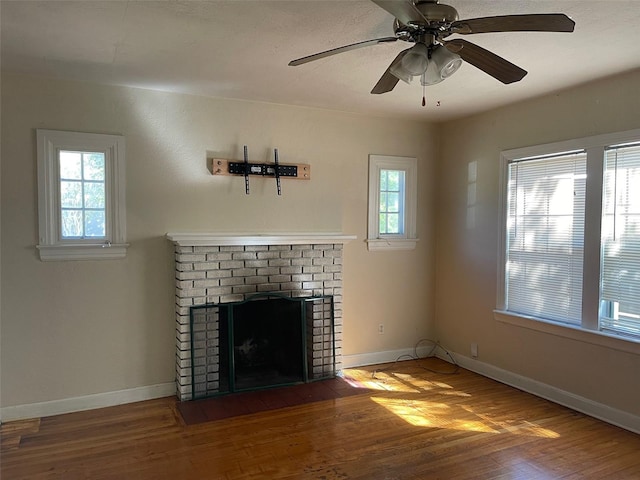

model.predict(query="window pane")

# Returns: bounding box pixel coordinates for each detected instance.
[61,210,83,237]
[60,181,82,208]
[387,213,399,234]
[85,210,106,237]
[83,153,105,180]
[59,149,107,240]
[380,192,387,213]
[600,144,640,337]
[84,182,105,208]
[379,213,387,234]
[378,169,406,236]
[387,192,399,213]
[506,152,586,324]
[60,151,82,179]
[380,171,387,190]
[387,171,400,191]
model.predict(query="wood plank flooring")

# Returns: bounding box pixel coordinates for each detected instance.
[2,358,640,479]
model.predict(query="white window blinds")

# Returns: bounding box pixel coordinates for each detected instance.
[506,152,587,324]
[600,144,640,337]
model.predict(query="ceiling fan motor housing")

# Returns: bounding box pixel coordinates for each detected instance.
[416,2,459,23]
[393,1,459,43]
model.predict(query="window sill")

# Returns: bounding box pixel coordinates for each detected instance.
[494,310,640,356]
[366,238,418,251]
[37,243,129,261]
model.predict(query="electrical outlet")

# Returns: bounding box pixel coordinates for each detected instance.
[378,324,384,334]
[471,343,478,358]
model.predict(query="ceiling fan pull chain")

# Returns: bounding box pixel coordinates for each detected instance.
[422,84,426,107]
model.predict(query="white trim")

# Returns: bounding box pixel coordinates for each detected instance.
[435,351,640,435]
[494,310,640,355]
[501,128,640,162]
[342,346,433,368]
[0,382,175,422]
[365,238,418,251]
[36,129,127,261]
[166,233,356,247]
[367,155,418,251]
[37,243,129,261]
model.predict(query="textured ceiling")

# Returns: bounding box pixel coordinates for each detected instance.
[2,0,640,122]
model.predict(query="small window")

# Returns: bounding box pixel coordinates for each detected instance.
[36,129,127,261]
[379,169,405,235]
[367,155,417,251]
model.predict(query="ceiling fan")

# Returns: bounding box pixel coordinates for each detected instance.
[288,0,575,94]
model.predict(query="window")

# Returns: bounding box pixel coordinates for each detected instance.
[600,144,640,337]
[505,151,586,324]
[497,129,640,346]
[367,155,417,251]
[37,129,127,261]
[379,169,405,235]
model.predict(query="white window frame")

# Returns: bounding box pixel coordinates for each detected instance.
[36,129,128,261]
[367,154,418,251]
[495,129,640,355]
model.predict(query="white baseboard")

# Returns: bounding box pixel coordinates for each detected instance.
[5,351,638,435]
[0,382,175,422]
[343,345,433,368]
[436,351,640,435]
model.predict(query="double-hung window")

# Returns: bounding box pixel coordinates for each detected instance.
[505,151,587,324]
[36,129,127,261]
[498,129,640,345]
[600,143,640,337]
[367,155,418,251]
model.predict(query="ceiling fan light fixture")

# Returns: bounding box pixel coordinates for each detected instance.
[389,59,415,84]
[432,46,463,79]
[389,63,414,84]
[421,61,444,86]
[400,42,430,76]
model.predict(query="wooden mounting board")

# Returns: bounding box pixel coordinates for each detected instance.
[211,158,311,180]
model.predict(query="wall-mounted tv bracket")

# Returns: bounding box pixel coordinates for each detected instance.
[211,146,311,195]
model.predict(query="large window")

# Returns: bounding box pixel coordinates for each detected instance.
[505,151,586,324]
[498,129,640,344]
[37,129,127,261]
[600,144,640,337]
[367,155,418,251]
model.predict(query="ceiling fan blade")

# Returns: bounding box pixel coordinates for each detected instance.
[452,14,575,34]
[370,0,427,26]
[445,39,527,84]
[289,37,397,66]
[371,49,409,94]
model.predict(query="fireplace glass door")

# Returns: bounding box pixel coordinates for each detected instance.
[226,296,304,391]
[189,294,335,400]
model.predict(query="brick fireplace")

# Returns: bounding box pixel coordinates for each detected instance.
[166,233,355,401]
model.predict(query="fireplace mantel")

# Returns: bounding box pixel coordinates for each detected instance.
[166,233,356,247]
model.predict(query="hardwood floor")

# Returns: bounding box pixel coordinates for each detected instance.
[2,358,639,479]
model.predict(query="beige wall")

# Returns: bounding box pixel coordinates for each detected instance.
[436,69,640,416]
[0,73,437,408]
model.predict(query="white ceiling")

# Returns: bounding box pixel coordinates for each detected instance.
[3,0,640,122]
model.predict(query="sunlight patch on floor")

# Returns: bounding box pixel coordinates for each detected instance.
[371,396,561,438]
[343,368,470,396]
[342,366,562,439]
[372,397,499,433]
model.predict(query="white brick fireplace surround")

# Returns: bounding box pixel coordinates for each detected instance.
[166,233,356,401]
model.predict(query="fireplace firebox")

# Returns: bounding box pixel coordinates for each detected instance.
[190,293,335,400]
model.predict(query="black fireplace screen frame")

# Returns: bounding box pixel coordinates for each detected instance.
[189,292,335,400]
